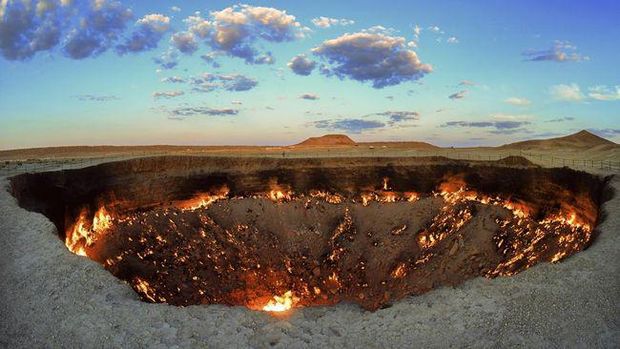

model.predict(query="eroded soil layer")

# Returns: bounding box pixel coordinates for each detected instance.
[9,156,610,311]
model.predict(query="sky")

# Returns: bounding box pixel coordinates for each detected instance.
[1,0,619,150]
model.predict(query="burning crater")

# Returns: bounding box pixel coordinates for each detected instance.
[10,157,610,312]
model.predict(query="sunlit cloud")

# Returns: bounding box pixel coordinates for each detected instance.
[311,30,432,88]
[153,90,184,99]
[288,54,316,76]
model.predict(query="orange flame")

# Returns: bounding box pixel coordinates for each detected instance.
[262,290,297,312]
[66,206,113,256]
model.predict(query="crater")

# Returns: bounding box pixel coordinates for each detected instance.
[9,156,610,312]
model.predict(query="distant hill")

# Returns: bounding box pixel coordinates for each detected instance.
[501,130,618,150]
[360,141,439,150]
[295,134,356,147]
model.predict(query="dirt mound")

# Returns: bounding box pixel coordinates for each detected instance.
[502,130,618,150]
[295,134,356,147]
[495,156,536,166]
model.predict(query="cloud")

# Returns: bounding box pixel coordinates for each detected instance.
[170,31,198,54]
[446,36,459,44]
[546,116,575,123]
[171,6,181,13]
[153,49,178,69]
[310,118,385,133]
[231,100,243,105]
[190,73,258,92]
[588,85,620,101]
[288,54,316,76]
[427,25,442,34]
[523,41,588,62]
[300,93,319,100]
[0,0,67,60]
[167,106,239,119]
[153,90,184,99]
[413,25,421,39]
[311,17,355,28]
[371,111,419,125]
[311,30,432,88]
[549,83,583,102]
[588,128,620,138]
[63,1,133,59]
[449,90,467,100]
[458,80,476,86]
[442,120,530,130]
[74,94,119,102]
[175,5,307,64]
[200,52,221,67]
[116,14,170,54]
[504,97,531,106]
[161,76,185,83]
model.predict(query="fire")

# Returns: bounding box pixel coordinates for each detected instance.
[266,183,293,202]
[268,189,292,202]
[262,290,297,312]
[65,206,113,256]
[309,190,343,204]
[60,175,598,311]
[176,187,229,210]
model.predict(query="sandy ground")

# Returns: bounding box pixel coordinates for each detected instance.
[0,153,618,348]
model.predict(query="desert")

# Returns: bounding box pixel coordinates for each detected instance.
[1,131,619,347]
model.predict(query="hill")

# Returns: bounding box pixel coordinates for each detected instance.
[501,130,618,150]
[295,134,356,147]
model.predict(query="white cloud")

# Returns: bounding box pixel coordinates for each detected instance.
[588,85,620,101]
[446,36,459,44]
[311,16,354,28]
[504,97,531,106]
[549,83,584,102]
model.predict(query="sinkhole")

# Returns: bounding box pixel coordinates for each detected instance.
[9,156,612,312]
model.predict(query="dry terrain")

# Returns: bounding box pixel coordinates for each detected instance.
[0,130,618,348]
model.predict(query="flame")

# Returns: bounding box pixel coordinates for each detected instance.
[133,277,161,302]
[309,190,343,204]
[176,186,229,210]
[62,175,597,310]
[268,189,292,202]
[65,206,113,256]
[262,290,297,312]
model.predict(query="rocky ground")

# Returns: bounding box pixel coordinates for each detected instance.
[0,159,618,348]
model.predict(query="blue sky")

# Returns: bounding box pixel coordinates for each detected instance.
[1,0,619,149]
